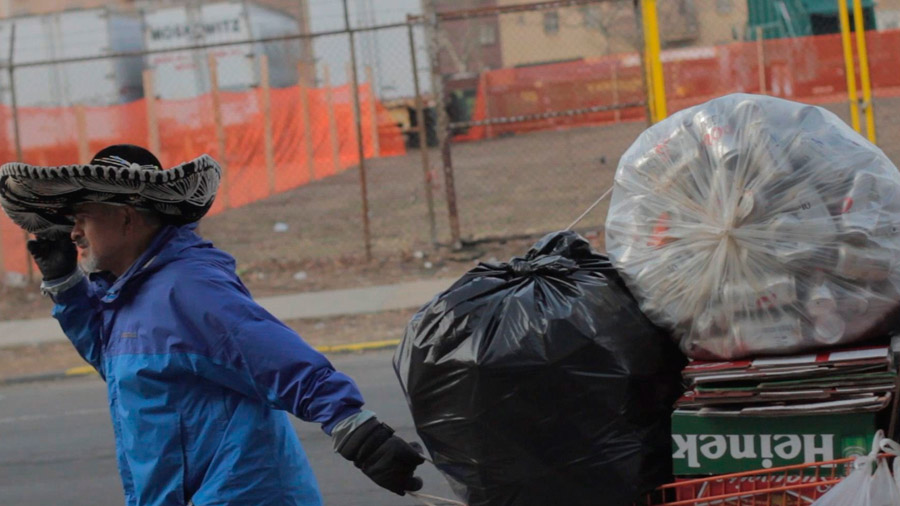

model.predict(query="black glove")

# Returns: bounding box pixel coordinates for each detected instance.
[27,235,77,281]
[336,417,425,495]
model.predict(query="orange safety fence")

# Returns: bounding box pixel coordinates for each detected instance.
[0,82,405,278]
[460,29,900,142]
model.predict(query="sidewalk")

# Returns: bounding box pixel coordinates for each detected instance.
[0,277,457,350]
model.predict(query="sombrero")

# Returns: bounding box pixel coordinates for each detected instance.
[0,144,221,235]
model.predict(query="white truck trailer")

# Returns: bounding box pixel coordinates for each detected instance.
[142,0,304,101]
[0,7,144,107]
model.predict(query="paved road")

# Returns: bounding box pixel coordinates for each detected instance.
[0,350,458,506]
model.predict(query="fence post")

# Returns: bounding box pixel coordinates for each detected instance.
[298,62,315,182]
[755,26,766,95]
[75,105,90,164]
[208,53,230,209]
[612,62,621,122]
[142,69,161,155]
[342,0,373,261]
[346,62,361,160]
[365,65,380,157]
[407,18,437,245]
[323,64,341,175]
[260,54,276,195]
[484,73,494,139]
[424,0,461,248]
[8,23,30,281]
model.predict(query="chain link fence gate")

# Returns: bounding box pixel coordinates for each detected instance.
[422,0,650,252]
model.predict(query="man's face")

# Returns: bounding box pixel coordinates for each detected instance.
[69,203,129,273]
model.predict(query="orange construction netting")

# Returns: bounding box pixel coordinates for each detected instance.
[0,82,405,277]
[459,29,900,142]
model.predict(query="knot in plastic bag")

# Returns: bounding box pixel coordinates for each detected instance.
[507,255,577,276]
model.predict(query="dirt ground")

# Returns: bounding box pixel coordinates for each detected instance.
[2,95,899,378]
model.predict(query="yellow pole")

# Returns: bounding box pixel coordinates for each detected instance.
[838,0,861,133]
[642,0,666,122]
[852,0,876,144]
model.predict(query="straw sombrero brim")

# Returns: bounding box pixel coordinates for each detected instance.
[0,154,221,235]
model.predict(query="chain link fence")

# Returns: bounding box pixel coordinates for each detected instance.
[1,0,899,284]
[425,0,648,250]
[0,1,447,282]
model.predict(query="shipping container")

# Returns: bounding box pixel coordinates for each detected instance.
[0,7,144,107]
[142,0,303,101]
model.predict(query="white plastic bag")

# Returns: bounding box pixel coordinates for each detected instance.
[811,431,900,506]
[863,434,900,506]
[606,94,900,359]
[810,455,872,506]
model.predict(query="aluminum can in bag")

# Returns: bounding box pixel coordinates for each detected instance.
[657,127,708,203]
[722,275,797,312]
[805,282,837,317]
[631,124,702,189]
[841,172,881,236]
[691,109,740,171]
[733,313,804,355]
[868,213,900,241]
[770,184,838,244]
[834,245,893,281]
[623,152,667,191]
[834,284,870,317]
[767,215,825,265]
[812,313,846,345]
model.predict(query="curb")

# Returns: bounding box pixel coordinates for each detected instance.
[0,339,403,387]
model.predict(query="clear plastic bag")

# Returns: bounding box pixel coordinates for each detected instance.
[605,94,900,359]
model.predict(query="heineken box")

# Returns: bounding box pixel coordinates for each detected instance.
[671,410,879,475]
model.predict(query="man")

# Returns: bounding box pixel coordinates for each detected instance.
[0,145,424,505]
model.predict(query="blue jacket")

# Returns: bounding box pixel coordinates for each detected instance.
[51,225,365,506]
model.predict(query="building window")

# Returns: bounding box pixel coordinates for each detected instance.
[479,24,496,46]
[580,6,602,30]
[544,10,559,35]
[716,0,732,14]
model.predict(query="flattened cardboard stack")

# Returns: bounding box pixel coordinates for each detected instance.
[677,346,895,416]
[671,344,899,475]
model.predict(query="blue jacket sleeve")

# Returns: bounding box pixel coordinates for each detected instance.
[171,266,365,435]
[51,276,106,379]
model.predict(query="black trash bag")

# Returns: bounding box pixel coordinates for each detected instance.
[394,231,686,506]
